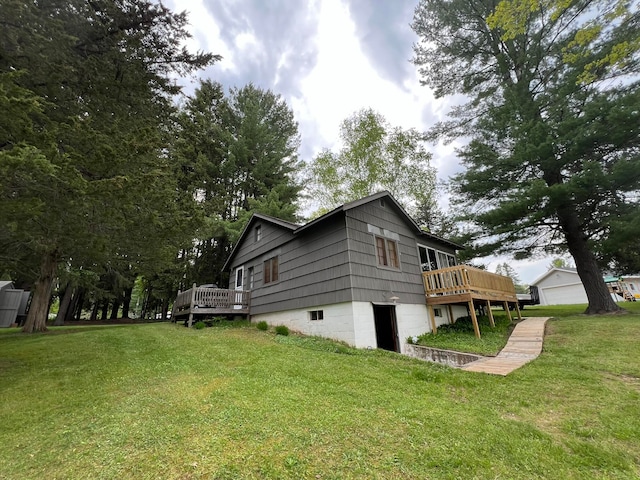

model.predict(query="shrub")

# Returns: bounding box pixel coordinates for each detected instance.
[274,325,289,336]
[256,321,269,331]
[194,321,206,330]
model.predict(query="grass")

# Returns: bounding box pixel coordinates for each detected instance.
[415,302,640,356]
[415,312,514,355]
[1,307,639,479]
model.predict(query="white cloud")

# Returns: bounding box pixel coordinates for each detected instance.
[291,0,450,159]
[166,0,558,271]
[173,1,232,68]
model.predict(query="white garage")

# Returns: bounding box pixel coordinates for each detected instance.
[531,268,589,306]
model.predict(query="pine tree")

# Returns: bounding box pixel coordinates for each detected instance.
[412,0,640,314]
[0,0,218,332]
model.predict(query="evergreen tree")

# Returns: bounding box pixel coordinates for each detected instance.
[174,81,302,287]
[0,0,218,332]
[412,0,640,314]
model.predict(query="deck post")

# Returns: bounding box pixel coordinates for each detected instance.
[428,305,437,334]
[187,283,197,328]
[503,301,512,322]
[447,304,454,325]
[515,302,522,321]
[468,300,481,338]
[486,300,495,327]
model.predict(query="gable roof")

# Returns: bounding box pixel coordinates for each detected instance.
[223,191,463,271]
[222,213,300,271]
[530,267,579,286]
[296,191,463,250]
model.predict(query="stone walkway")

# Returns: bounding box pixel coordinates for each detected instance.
[461,317,550,376]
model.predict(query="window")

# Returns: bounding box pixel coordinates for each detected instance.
[433,308,442,317]
[263,256,279,284]
[418,245,456,271]
[255,225,262,242]
[235,268,243,288]
[375,236,400,269]
[248,267,254,289]
[310,310,324,321]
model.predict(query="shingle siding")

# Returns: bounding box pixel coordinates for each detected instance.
[232,215,354,315]
[345,202,427,305]
[227,194,459,316]
[230,221,295,274]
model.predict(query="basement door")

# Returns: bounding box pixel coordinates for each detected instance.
[373,305,399,352]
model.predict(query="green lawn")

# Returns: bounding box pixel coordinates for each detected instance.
[415,313,514,355]
[1,307,639,479]
[415,302,640,356]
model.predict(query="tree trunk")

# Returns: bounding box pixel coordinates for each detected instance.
[161,297,169,321]
[141,286,152,320]
[54,282,72,326]
[557,204,623,314]
[22,251,58,333]
[65,286,80,322]
[101,299,109,320]
[73,288,85,321]
[90,300,99,321]
[110,299,121,319]
[122,286,133,318]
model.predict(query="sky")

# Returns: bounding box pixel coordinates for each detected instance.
[166,0,554,284]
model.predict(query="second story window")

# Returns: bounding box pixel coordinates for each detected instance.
[263,256,279,284]
[255,225,262,242]
[375,236,400,269]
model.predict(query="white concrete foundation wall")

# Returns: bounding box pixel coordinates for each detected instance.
[449,305,469,323]
[252,302,472,354]
[394,304,431,354]
[351,302,377,349]
[251,302,357,346]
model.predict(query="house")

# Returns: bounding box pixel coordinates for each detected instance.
[605,274,640,302]
[217,191,519,353]
[620,275,640,300]
[531,268,640,305]
[530,267,588,305]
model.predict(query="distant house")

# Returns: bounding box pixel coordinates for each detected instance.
[605,274,640,302]
[620,275,640,300]
[530,267,588,305]
[531,268,640,305]
[220,191,519,353]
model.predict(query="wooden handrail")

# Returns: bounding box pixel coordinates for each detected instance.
[422,265,516,299]
[173,286,251,311]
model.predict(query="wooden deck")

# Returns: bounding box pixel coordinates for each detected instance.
[462,317,550,375]
[422,265,522,338]
[172,284,250,327]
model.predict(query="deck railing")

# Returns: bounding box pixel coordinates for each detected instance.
[422,265,517,300]
[174,285,251,312]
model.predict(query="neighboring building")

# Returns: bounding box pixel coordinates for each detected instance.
[0,281,29,327]
[532,268,640,305]
[221,191,518,353]
[620,275,640,300]
[530,267,588,305]
[605,274,640,302]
